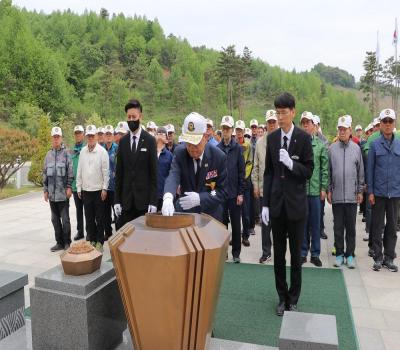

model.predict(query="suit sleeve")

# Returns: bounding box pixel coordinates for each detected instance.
[291,135,314,180]
[163,153,181,196]
[199,152,227,210]
[262,136,273,207]
[114,140,123,204]
[148,135,158,206]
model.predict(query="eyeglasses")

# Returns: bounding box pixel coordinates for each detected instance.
[381,118,394,124]
[275,111,290,117]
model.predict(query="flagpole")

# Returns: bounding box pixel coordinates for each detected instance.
[395,18,399,115]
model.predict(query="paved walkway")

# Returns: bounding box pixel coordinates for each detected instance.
[0,192,399,349]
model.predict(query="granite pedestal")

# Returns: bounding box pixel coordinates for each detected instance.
[279,311,338,350]
[30,262,127,350]
[0,270,28,340]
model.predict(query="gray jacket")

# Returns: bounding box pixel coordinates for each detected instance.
[43,145,73,202]
[328,140,364,204]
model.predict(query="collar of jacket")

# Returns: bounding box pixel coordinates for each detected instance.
[74,142,84,151]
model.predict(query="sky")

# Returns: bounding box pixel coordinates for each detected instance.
[13,0,400,81]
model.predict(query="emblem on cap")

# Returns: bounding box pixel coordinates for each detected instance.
[88,126,92,130]
[55,127,59,132]
[188,122,195,132]
[340,117,346,122]
[386,109,391,115]
[224,116,229,122]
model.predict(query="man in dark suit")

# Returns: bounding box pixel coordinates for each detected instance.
[262,92,314,316]
[114,99,158,228]
[162,112,227,223]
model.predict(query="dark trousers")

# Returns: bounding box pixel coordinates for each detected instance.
[302,196,321,257]
[259,197,272,257]
[242,183,251,238]
[371,197,399,261]
[73,191,84,237]
[332,203,357,257]
[104,191,115,237]
[49,200,71,246]
[249,180,255,229]
[223,198,242,258]
[116,204,146,230]
[320,199,325,234]
[82,191,105,244]
[271,206,305,305]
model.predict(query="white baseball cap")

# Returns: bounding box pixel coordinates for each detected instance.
[166,124,175,133]
[259,124,265,129]
[85,125,97,136]
[313,115,321,125]
[250,119,258,127]
[355,124,362,131]
[220,115,234,128]
[344,115,352,126]
[51,127,62,137]
[300,111,314,123]
[373,117,381,126]
[337,116,351,129]
[179,112,207,145]
[365,123,373,132]
[235,120,246,130]
[104,125,114,134]
[379,108,396,120]
[265,110,277,122]
[97,127,105,134]
[74,125,84,133]
[244,128,252,136]
[146,121,157,129]
[206,118,214,127]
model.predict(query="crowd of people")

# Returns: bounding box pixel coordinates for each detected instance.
[42,93,399,315]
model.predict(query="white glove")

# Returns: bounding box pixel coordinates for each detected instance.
[147,205,157,213]
[261,207,270,226]
[179,192,200,210]
[279,149,293,170]
[162,193,175,216]
[114,204,122,217]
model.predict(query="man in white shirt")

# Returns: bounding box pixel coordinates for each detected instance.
[77,125,109,251]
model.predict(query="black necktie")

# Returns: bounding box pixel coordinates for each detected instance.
[195,158,201,187]
[132,135,137,153]
[283,135,288,150]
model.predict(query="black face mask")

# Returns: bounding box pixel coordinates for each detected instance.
[128,120,140,132]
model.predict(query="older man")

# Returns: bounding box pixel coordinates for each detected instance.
[162,112,227,222]
[43,127,74,252]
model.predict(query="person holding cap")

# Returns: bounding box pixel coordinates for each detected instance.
[261,92,314,316]
[155,126,173,211]
[328,116,364,269]
[71,125,86,241]
[368,108,400,272]
[162,112,227,222]
[217,115,245,263]
[76,125,110,251]
[103,125,118,240]
[206,118,219,146]
[114,99,158,228]
[43,127,74,252]
[299,112,328,267]
[252,109,278,263]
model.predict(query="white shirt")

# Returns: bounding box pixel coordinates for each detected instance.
[76,143,109,192]
[281,124,294,148]
[193,152,204,174]
[130,127,142,151]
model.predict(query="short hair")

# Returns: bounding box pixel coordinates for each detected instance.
[156,126,167,135]
[216,130,222,137]
[124,99,143,113]
[274,92,296,109]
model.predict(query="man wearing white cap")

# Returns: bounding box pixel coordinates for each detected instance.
[328,116,364,269]
[166,124,177,154]
[205,118,219,147]
[146,121,157,136]
[355,125,363,140]
[252,110,278,263]
[162,112,228,222]
[313,115,328,146]
[43,127,74,252]
[71,125,86,241]
[250,119,259,149]
[97,127,105,147]
[77,125,110,251]
[368,108,400,272]
[114,121,128,145]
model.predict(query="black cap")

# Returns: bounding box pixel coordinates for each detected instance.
[124,99,143,113]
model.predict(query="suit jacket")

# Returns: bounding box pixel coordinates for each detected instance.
[115,129,158,211]
[262,126,314,221]
[164,143,228,222]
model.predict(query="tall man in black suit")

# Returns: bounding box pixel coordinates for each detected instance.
[114,99,158,228]
[262,92,314,316]
[162,112,227,223]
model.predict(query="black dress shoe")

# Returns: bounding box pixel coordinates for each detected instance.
[288,304,298,312]
[64,243,70,250]
[50,243,64,252]
[74,233,84,241]
[276,302,286,316]
[259,254,271,264]
[242,239,250,247]
[310,256,322,267]
[301,256,307,265]
[320,232,328,239]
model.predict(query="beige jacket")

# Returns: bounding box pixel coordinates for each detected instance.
[251,134,267,196]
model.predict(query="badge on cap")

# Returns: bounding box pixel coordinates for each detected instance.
[188,122,195,132]
[386,109,391,115]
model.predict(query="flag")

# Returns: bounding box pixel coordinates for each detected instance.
[394,18,398,46]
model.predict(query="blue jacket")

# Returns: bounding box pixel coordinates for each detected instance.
[367,134,400,198]
[157,147,173,199]
[164,143,228,222]
[208,137,219,147]
[103,142,118,191]
[217,138,245,199]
